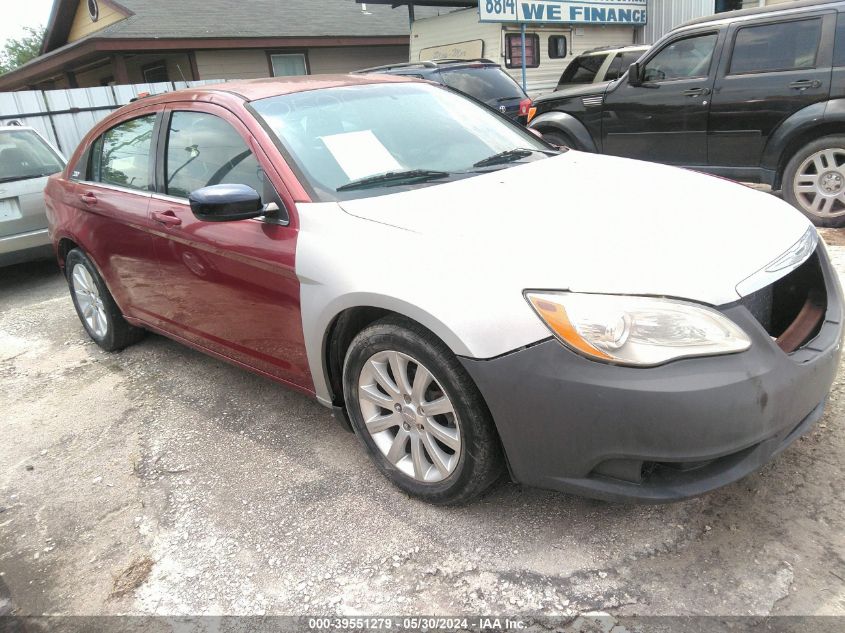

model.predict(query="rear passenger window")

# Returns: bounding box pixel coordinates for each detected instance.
[558,54,606,85]
[730,19,822,74]
[91,115,156,191]
[165,111,264,199]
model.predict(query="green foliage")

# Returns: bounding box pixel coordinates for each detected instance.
[0,26,45,75]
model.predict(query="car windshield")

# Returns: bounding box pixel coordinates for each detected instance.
[439,66,526,104]
[0,129,65,183]
[558,54,605,85]
[251,83,552,200]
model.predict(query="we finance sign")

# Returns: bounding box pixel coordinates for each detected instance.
[479,0,648,25]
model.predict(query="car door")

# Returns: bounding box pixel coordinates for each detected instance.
[708,11,835,169]
[72,111,166,316]
[601,29,723,165]
[145,104,311,389]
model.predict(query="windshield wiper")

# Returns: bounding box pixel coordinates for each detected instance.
[336,169,450,192]
[472,148,558,169]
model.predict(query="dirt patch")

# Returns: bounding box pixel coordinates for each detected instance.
[820,228,845,247]
[109,557,154,600]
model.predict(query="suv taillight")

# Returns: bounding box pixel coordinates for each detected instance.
[519,98,532,117]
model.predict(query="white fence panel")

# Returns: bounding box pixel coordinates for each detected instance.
[43,86,118,159]
[0,80,228,157]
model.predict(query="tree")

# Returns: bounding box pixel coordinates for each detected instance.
[0,27,45,76]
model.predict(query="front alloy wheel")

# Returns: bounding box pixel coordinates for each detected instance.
[358,350,461,483]
[342,316,503,504]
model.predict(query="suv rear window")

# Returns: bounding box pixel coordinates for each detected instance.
[439,67,525,105]
[730,18,822,74]
[558,54,606,85]
[0,129,64,183]
[605,51,643,82]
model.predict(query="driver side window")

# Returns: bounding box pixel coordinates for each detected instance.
[643,33,719,82]
[165,111,265,199]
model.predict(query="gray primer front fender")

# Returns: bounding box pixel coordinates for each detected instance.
[310,291,471,406]
[529,111,598,152]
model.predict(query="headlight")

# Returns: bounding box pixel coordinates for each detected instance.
[525,292,751,366]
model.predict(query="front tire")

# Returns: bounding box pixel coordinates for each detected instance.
[542,131,579,151]
[342,316,503,505]
[66,248,144,351]
[783,135,845,227]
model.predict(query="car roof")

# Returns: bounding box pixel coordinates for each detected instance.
[680,0,843,29]
[356,59,500,74]
[0,124,35,132]
[136,73,422,105]
[580,45,650,56]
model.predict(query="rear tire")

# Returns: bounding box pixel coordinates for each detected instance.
[782,135,845,228]
[66,248,144,352]
[342,316,503,505]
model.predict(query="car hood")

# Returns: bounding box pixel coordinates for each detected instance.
[337,151,813,307]
[536,81,610,103]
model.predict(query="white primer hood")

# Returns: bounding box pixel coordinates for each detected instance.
[338,151,814,307]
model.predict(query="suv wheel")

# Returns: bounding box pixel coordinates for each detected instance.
[542,131,579,151]
[342,316,503,505]
[783,136,845,227]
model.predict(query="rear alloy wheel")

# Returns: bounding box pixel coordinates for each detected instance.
[783,137,845,227]
[343,316,503,504]
[66,248,144,351]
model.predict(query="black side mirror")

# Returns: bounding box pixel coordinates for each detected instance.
[189,184,263,222]
[627,62,642,87]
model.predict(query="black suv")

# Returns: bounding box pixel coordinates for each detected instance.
[528,0,845,227]
[356,59,532,124]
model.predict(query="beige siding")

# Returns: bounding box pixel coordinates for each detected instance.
[507,24,636,95]
[68,0,127,43]
[743,0,794,6]
[308,46,409,73]
[411,9,634,96]
[74,63,114,87]
[124,54,194,84]
[195,50,270,80]
[411,9,503,63]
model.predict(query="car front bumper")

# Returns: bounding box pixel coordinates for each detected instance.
[460,246,843,503]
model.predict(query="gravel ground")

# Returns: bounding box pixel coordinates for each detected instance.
[1,230,844,622]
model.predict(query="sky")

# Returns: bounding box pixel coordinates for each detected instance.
[1,0,55,46]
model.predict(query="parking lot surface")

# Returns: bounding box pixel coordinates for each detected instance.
[1,231,845,619]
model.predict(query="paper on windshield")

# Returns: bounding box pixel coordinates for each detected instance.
[321,130,402,181]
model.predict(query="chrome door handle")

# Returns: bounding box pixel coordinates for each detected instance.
[682,88,711,97]
[789,79,821,91]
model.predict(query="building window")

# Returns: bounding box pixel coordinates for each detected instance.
[142,61,169,83]
[270,53,308,77]
[548,35,567,59]
[505,33,540,69]
[715,0,743,12]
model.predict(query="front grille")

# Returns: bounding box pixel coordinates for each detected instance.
[740,250,827,353]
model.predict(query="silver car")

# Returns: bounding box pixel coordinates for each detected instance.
[0,125,66,266]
